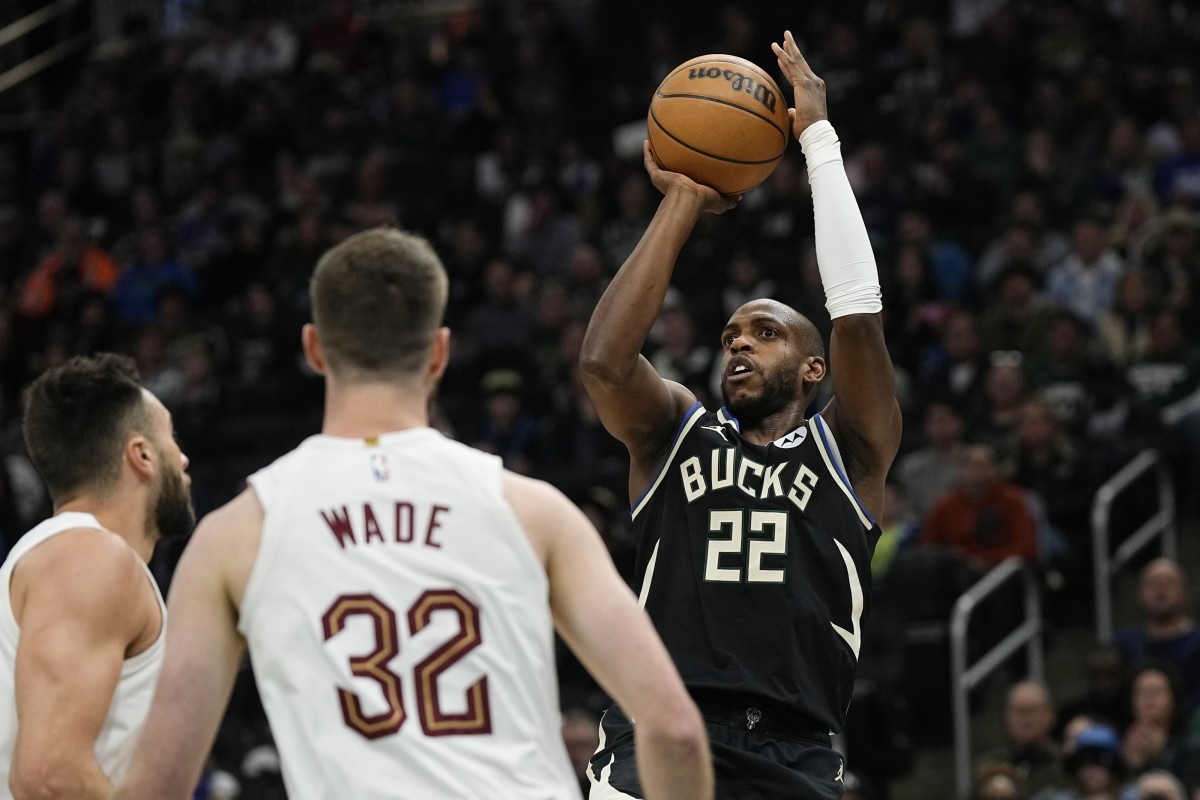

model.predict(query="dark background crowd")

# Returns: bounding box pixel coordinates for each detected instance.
[1,0,1200,797]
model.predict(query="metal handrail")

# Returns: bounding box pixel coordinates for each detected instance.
[0,0,83,49]
[951,557,1043,800]
[0,0,89,97]
[1092,449,1176,644]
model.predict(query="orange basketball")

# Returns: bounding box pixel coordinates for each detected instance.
[647,54,792,196]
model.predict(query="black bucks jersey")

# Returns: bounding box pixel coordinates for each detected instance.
[631,402,880,733]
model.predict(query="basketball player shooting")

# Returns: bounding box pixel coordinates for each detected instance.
[580,31,901,800]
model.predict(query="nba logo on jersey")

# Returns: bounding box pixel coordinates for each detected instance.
[773,427,808,449]
[370,452,390,481]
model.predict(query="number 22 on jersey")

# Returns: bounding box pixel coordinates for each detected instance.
[321,589,492,739]
[701,509,865,659]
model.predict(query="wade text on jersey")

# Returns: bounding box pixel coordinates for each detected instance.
[320,501,450,549]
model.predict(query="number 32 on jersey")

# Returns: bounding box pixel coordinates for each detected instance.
[321,589,492,740]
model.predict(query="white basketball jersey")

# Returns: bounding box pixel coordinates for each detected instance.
[240,428,579,800]
[0,512,166,798]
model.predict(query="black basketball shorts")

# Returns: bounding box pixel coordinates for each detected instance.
[587,702,845,800]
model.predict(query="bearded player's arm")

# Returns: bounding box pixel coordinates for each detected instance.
[774,32,901,520]
[10,533,152,800]
[579,144,737,496]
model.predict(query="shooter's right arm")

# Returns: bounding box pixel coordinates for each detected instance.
[580,143,734,480]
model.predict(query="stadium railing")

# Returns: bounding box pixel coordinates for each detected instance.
[1091,448,1176,644]
[950,556,1043,800]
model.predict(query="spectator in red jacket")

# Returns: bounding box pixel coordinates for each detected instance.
[919,442,1038,569]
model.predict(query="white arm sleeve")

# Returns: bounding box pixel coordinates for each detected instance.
[800,120,883,319]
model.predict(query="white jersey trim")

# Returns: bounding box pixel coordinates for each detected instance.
[637,539,661,609]
[631,403,706,520]
[808,414,873,530]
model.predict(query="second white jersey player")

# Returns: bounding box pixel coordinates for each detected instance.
[242,428,577,799]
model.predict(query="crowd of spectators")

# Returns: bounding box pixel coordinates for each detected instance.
[969,559,1200,800]
[1,0,1200,796]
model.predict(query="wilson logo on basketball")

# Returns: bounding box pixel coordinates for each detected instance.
[686,67,778,112]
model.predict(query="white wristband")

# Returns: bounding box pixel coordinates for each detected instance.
[800,121,883,320]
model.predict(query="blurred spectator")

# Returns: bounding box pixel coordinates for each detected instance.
[925,308,989,415]
[1126,310,1200,418]
[648,304,711,393]
[1046,215,1126,325]
[1155,114,1200,208]
[1121,664,1187,776]
[1130,769,1188,800]
[895,210,972,303]
[504,183,582,278]
[17,217,119,323]
[871,480,916,584]
[972,353,1030,450]
[894,398,966,523]
[1140,208,1200,319]
[1058,646,1128,739]
[980,264,1055,361]
[977,681,1064,796]
[471,369,541,474]
[265,211,329,311]
[113,227,198,325]
[1114,559,1200,716]
[720,252,776,320]
[919,442,1038,569]
[1027,311,1095,432]
[461,257,537,365]
[975,763,1025,800]
[1097,269,1159,368]
[342,153,399,232]
[1038,724,1127,800]
[1006,399,1093,567]
[225,282,298,411]
[883,242,947,371]
[975,193,1072,290]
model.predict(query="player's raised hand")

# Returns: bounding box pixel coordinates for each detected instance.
[643,140,740,214]
[772,30,828,139]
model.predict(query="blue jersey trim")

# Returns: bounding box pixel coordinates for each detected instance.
[630,401,705,512]
[813,413,877,526]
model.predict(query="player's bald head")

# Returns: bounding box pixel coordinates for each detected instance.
[732,299,825,360]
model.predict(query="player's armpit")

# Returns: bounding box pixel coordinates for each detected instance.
[10,532,151,800]
[114,502,252,800]
[579,359,696,480]
[507,475,712,800]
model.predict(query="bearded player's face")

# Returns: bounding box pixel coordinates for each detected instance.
[718,304,803,421]
[142,390,196,541]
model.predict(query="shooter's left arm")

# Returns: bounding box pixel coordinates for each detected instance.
[773,32,901,516]
[809,117,901,510]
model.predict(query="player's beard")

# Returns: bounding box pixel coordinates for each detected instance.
[722,360,800,422]
[150,452,196,541]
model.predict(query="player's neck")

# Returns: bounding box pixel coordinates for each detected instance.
[322,381,430,439]
[738,406,809,446]
[57,493,155,563]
